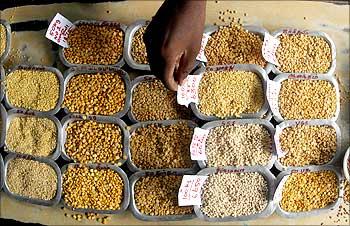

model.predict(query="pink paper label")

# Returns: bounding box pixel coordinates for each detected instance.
[190,128,209,161]
[196,34,210,62]
[262,32,280,66]
[177,74,202,107]
[178,175,208,206]
[45,13,75,48]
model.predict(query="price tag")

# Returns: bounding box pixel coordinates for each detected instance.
[196,34,210,62]
[190,128,209,161]
[178,175,208,206]
[177,74,202,107]
[266,80,281,115]
[262,32,280,66]
[45,13,75,48]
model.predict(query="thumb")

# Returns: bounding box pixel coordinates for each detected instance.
[174,51,196,85]
[162,57,178,91]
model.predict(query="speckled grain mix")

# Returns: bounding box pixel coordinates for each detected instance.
[6,116,57,157]
[134,175,193,216]
[279,79,337,120]
[131,25,148,64]
[279,125,337,167]
[0,24,6,56]
[6,69,60,111]
[199,70,264,118]
[132,79,191,121]
[276,34,332,73]
[6,158,58,200]
[64,24,124,65]
[130,122,193,170]
[344,180,350,203]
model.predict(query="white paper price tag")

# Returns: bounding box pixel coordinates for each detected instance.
[190,128,209,161]
[45,13,75,48]
[196,34,210,62]
[177,74,202,107]
[262,32,280,66]
[267,80,281,115]
[178,175,208,206]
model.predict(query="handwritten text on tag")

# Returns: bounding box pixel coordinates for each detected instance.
[178,175,208,206]
[45,13,75,48]
[177,74,202,107]
[266,80,281,115]
[190,128,209,161]
[262,32,280,66]
[196,34,210,62]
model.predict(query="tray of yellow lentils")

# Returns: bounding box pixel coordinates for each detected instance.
[0,15,348,223]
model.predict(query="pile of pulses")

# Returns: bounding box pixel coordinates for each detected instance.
[134,175,193,216]
[279,79,337,119]
[64,120,123,164]
[62,165,124,210]
[132,79,191,121]
[279,125,337,167]
[131,25,148,64]
[276,34,332,73]
[64,72,126,115]
[6,69,60,111]
[6,158,58,200]
[0,24,6,56]
[280,171,338,212]
[130,122,193,170]
[344,180,350,203]
[205,124,272,167]
[199,70,264,118]
[205,23,266,67]
[6,116,57,157]
[64,23,124,65]
[201,171,269,218]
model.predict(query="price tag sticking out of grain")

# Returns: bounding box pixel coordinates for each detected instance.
[262,32,280,66]
[190,128,209,161]
[196,34,210,62]
[274,125,286,158]
[45,13,75,48]
[178,175,208,206]
[177,74,203,107]
[266,80,281,116]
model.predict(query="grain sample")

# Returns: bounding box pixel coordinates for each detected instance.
[6,116,57,157]
[62,165,124,210]
[276,34,332,73]
[0,24,6,56]
[64,23,124,65]
[64,120,123,164]
[134,175,193,216]
[201,171,269,218]
[205,124,272,167]
[344,180,350,203]
[132,79,191,121]
[131,25,148,64]
[279,125,337,167]
[279,79,337,119]
[130,122,193,170]
[280,170,338,212]
[199,70,264,118]
[6,69,60,111]
[205,23,266,67]
[6,158,58,200]
[64,72,126,115]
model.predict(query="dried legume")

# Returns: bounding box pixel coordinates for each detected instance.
[64,24,124,65]
[135,175,193,216]
[199,70,264,118]
[6,116,57,157]
[6,69,60,111]
[201,171,269,218]
[62,165,124,210]
[130,122,193,170]
[276,34,332,73]
[279,125,337,167]
[64,72,126,115]
[0,24,6,57]
[280,170,338,212]
[206,124,272,167]
[132,79,191,121]
[205,23,266,67]
[279,79,337,119]
[131,25,148,64]
[65,120,123,164]
[6,158,58,200]
[344,180,350,203]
